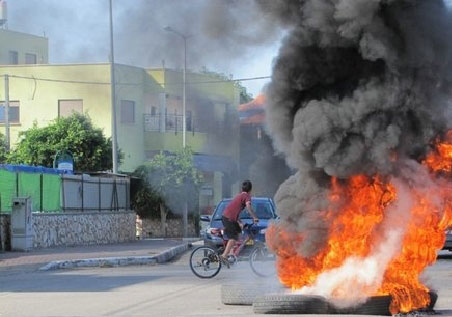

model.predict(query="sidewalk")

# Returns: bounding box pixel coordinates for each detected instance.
[0,238,196,273]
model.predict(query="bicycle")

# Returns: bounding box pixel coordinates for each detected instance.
[189,223,275,278]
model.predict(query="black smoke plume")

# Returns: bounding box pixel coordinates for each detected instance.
[260,0,452,256]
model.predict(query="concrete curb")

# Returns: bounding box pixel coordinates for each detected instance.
[39,243,190,271]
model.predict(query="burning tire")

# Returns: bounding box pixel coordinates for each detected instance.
[252,292,437,315]
[221,283,280,306]
[253,294,329,314]
[327,296,391,316]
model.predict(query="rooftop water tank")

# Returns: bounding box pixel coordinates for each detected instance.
[0,0,7,27]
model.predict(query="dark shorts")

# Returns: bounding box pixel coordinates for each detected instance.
[222,216,241,241]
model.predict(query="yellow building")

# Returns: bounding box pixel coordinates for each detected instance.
[0,63,241,212]
[0,28,48,65]
[0,26,240,211]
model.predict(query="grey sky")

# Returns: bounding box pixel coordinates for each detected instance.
[6,0,281,97]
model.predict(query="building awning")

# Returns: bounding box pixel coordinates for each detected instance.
[193,154,237,178]
[0,164,73,175]
[238,94,266,125]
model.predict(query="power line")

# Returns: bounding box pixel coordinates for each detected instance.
[6,74,271,87]
[9,74,110,85]
[182,75,271,85]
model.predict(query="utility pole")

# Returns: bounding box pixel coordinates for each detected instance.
[109,0,118,174]
[164,26,189,148]
[164,26,190,237]
[182,38,187,237]
[182,35,187,149]
[4,74,10,151]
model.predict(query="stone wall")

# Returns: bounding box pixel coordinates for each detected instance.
[0,214,10,251]
[140,218,197,238]
[32,211,136,248]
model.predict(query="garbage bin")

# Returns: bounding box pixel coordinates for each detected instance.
[11,197,33,251]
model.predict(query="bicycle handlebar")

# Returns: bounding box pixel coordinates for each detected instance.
[242,223,266,233]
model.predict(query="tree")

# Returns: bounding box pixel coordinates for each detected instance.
[7,113,120,171]
[238,83,253,104]
[132,148,203,237]
[0,132,7,163]
[131,175,166,220]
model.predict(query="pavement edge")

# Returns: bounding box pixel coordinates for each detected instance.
[39,243,190,271]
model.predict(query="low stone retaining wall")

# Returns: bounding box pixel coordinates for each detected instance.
[0,211,136,250]
[140,218,197,238]
[33,211,136,248]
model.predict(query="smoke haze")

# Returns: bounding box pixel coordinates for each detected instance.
[7,0,283,75]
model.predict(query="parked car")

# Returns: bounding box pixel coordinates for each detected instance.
[201,197,277,249]
[443,227,452,251]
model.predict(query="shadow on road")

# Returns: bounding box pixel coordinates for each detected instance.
[0,239,181,266]
[436,309,452,316]
[0,271,164,293]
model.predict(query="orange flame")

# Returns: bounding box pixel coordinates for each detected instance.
[268,131,452,314]
[423,130,452,173]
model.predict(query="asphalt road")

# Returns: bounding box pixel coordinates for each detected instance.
[0,250,451,317]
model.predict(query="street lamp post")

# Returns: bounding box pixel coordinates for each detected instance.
[164,26,189,149]
[164,26,190,238]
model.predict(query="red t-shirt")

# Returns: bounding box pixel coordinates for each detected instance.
[223,192,251,222]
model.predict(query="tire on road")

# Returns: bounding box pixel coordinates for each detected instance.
[327,296,392,316]
[251,292,435,315]
[329,292,437,315]
[253,294,329,314]
[221,283,278,306]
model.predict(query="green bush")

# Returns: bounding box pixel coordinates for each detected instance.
[132,148,203,220]
[132,185,165,220]
[0,132,6,163]
[6,113,121,171]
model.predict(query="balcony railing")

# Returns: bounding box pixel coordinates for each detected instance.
[143,113,240,136]
[144,114,195,133]
[145,113,227,134]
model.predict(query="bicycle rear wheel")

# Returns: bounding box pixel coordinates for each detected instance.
[189,246,222,278]
[249,245,276,277]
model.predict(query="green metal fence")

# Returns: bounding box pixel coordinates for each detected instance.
[0,170,61,213]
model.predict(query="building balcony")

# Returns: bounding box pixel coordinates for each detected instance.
[143,114,239,159]
[144,113,226,134]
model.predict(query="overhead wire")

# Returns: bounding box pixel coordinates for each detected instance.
[5,74,271,87]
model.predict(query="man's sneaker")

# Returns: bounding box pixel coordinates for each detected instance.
[219,255,230,269]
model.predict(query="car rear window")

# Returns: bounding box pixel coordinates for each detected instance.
[213,200,274,220]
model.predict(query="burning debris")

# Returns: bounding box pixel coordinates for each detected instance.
[260,0,452,314]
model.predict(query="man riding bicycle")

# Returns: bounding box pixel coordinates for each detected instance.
[220,180,259,267]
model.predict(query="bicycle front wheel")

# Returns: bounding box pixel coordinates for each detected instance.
[249,245,276,278]
[189,246,222,278]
